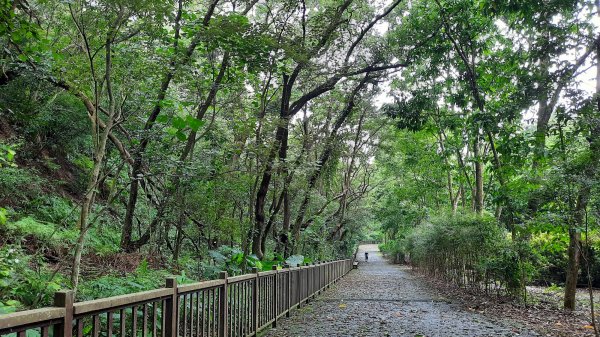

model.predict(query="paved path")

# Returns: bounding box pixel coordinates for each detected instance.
[263,244,538,337]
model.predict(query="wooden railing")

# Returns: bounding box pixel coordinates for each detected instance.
[0,259,354,337]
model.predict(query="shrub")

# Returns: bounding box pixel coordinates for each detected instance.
[0,142,16,168]
[84,224,121,257]
[2,216,78,248]
[77,260,194,301]
[206,245,264,277]
[529,231,569,285]
[0,166,45,208]
[0,78,90,158]
[28,196,77,226]
[379,240,405,263]
[0,246,65,310]
[405,213,536,297]
[0,208,6,225]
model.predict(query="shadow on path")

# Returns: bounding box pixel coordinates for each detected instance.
[263,244,538,337]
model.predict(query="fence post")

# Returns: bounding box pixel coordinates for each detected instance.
[252,267,259,334]
[312,263,316,298]
[304,263,311,304]
[271,265,278,328]
[317,262,321,292]
[165,277,178,337]
[323,262,326,288]
[331,260,334,284]
[307,263,311,297]
[53,290,74,337]
[324,262,327,288]
[327,261,331,288]
[318,262,323,293]
[321,262,325,290]
[332,261,335,282]
[307,263,313,299]
[219,271,228,337]
[317,262,321,293]
[284,264,291,317]
[297,263,302,308]
[325,261,329,287]
[313,261,320,297]
[333,261,337,283]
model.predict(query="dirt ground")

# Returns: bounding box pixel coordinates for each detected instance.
[420,274,599,337]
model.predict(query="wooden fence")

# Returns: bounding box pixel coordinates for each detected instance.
[0,259,354,337]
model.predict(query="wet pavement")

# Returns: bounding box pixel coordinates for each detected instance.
[262,244,539,337]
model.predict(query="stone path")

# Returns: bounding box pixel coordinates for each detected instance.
[263,244,539,337]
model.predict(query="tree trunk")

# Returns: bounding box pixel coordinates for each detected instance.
[565,28,600,310]
[71,33,119,291]
[292,77,369,246]
[473,135,484,215]
[328,111,366,241]
[281,191,291,256]
[533,58,551,168]
[259,105,291,257]
[527,54,552,216]
[120,1,218,252]
[564,214,582,310]
[252,75,292,259]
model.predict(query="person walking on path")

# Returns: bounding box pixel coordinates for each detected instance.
[364,251,369,262]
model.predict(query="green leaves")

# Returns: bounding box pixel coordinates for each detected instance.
[207,246,266,275]
[0,208,6,225]
[0,300,20,314]
[158,114,205,141]
[186,115,204,131]
[0,143,17,168]
[383,92,434,131]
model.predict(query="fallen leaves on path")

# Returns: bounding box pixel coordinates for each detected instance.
[414,269,596,337]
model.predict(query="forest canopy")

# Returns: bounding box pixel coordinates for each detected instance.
[0,0,599,321]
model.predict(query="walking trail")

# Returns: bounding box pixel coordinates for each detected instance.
[263,244,538,337]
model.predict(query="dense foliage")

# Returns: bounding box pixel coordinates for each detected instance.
[0,0,405,311]
[373,0,600,312]
[0,0,599,318]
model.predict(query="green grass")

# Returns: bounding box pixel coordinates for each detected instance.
[2,216,78,247]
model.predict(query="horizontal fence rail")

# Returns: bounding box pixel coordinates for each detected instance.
[0,259,354,337]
